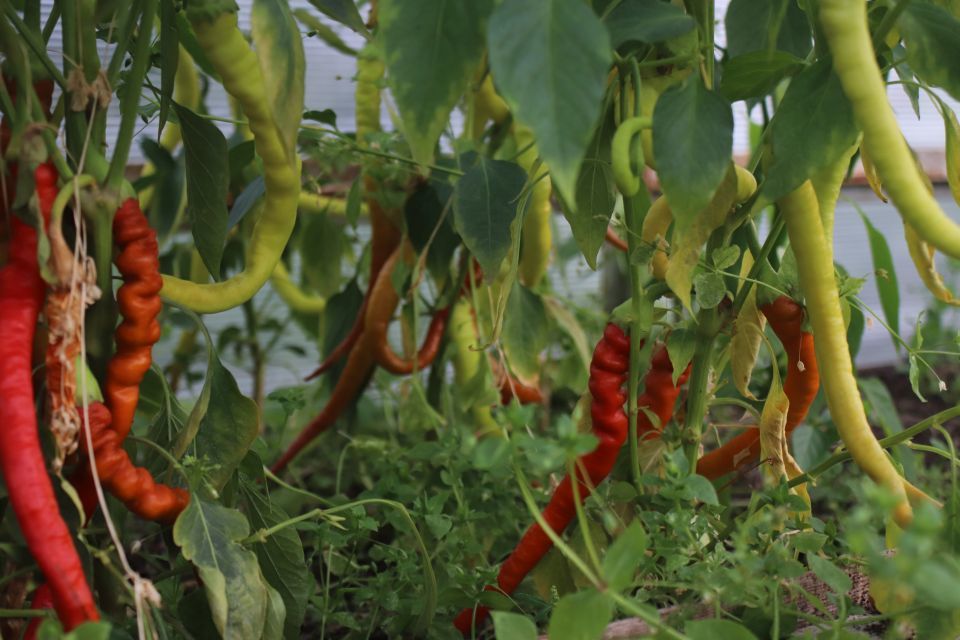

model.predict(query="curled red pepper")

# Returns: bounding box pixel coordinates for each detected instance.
[697,295,819,479]
[454,323,690,635]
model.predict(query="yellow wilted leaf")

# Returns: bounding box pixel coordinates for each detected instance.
[859,145,888,203]
[665,164,739,311]
[729,252,765,400]
[904,222,960,307]
[758,359,790,485]
[641,197,673,281]
[758,352,811,517]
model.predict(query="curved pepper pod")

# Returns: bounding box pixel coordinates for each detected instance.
[454,323,688,635]
[104,199,163,439]
[0,206,99,630]
[78,402,188,523]
[696,295,819,480]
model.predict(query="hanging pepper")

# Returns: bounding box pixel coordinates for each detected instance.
[454,324,689,635]
[0,165,99,631]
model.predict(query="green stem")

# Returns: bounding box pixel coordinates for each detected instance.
[682,307,722,471]
[2,3,67,87]
[873,0,912,49]
[623,192,653,493]
[514,462,688,640]
[788,403,960,487]
[42,3,60,42]
[731,216,785,314]
[105,0,142,87]
[85,212,117,380]
[0,609,49,618]
[106,0,156,189]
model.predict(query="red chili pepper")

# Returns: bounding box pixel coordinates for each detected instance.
[23,585,54,640]
[696,295,819,479]
[305,201,400,381]
[67,200,187,524]
[0,164,99,631]
[605,227,629,252]
[104,198,163,440]
[498,374,544,405]
[454,323,690,635]
[75,402,188,523]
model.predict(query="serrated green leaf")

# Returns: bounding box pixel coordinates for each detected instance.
[488,0,611,205]
[453,157,528,278]
[492,611,538,640]
[601,521,647,591]
[653,77,733,223]
[603,0,695,47]
[712,245,741,270]
[252,0,305,162]
[174,498,269,640]
[761,59,860,202]
[694,272,727,309]
[381,0,494,165]
[176,103,229,279]
[547,589,613,640]
[685,474,719,505]
[807,554,852,595]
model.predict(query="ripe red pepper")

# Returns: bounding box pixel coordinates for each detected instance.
[0,164,99,631]
[75,199,187,521]
[23,584,54,640]
[75,402,188,523]
[454,323,690,635]
[696,295,819,479]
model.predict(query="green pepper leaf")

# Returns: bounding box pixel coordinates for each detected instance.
[720,50,805,102]
[603,0,695,47]
[559,105,617,269]
[380,0,494,166]
[725,0,811,60]
[653,76,733,226]
[491,611,537,640]
[601,521,647,591]
[900,3,960,103]
[241,477,310,640]
[158,0,179,136]
[856,207,900,351]
[761,59,859,202]
[176,103,229,280]
[487,0,611,206]
[306,0,367,35]
[547,589,613,640]
[174,498,269,640]
[502,282,550,382]
[453,156,527,279]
